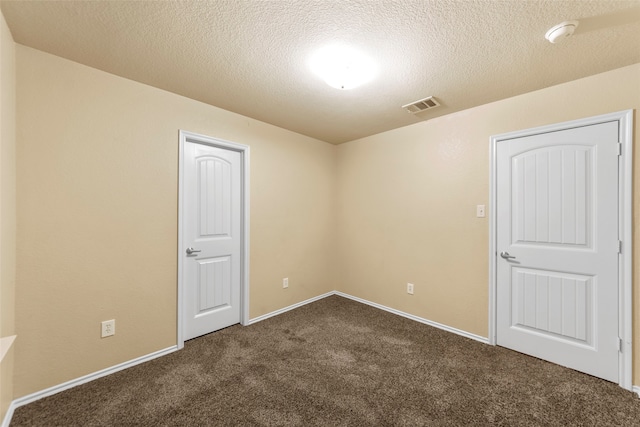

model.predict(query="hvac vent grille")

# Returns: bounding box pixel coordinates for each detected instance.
[402,96,440,114]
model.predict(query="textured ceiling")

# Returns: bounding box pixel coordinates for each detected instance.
[2,0,639,144]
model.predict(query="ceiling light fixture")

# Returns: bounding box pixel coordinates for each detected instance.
[310,45,376,90]
[545,20,579,44]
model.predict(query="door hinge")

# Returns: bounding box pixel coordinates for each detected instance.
[618,240,622,254]
[617,143,622,156]
[618,337,623,352]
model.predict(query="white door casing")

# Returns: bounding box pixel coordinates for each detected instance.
[178,131,250,347]
[489,110,633,390]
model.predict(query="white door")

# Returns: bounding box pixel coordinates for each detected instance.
[183,141,241,340]
[496,120,619,382]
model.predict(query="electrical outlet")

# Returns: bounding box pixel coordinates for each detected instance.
[407,283,414,295]
[101,319,115,338]
[476,204,486,218]
[283,278,289,289]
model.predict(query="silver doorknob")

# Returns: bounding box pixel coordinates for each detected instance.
[500,251,516,260]
[186,247,201,255]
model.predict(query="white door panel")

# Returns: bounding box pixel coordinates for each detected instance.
[184,142,241,340]
[497,121,619,382]
[196,256,231,313]
[511,268,593,345]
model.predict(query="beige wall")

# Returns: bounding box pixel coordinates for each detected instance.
[8,36,640,403]
[14,45,336,397]
[336,63,640,384]
[0,9,16,422]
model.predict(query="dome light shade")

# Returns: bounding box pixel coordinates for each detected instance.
[310,45,376,90]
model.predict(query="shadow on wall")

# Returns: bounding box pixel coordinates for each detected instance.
[578,7,640,34]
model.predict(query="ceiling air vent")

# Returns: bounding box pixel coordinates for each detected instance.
[402,96,440,114]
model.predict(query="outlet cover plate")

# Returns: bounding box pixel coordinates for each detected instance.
[101,319,115,338]
[407,283,414,295]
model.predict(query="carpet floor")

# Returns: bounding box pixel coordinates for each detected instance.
[10,295,640,426]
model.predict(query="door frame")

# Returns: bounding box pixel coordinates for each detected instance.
[488,110,633,390]
[177,130,250,349]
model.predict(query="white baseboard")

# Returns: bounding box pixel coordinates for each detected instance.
[633,386,640,398]
[2,345,178,427]
[2,290,489,427]
[247,291,335,325]
[1,406,12,427]
[334,291,490,344]
[248,290,488,344]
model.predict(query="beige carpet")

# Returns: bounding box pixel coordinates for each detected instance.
[11,295,640,426]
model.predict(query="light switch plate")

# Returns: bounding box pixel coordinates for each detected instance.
[476,205,486,218]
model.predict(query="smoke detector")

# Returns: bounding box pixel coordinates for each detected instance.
[402,96,440,114]
[545,20,579,44]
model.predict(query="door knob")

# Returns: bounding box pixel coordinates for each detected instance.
[500,251,516,260]
[186,247,201,255]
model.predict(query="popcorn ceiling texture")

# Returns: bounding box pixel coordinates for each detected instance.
[1,0,639,144]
